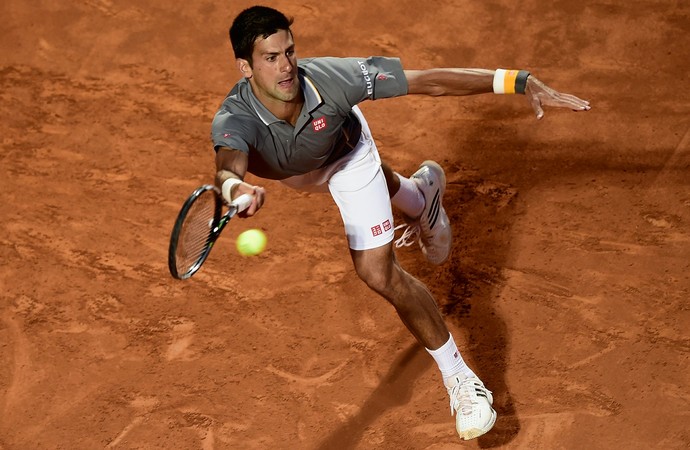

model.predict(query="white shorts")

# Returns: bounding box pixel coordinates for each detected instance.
[280,106,394,250]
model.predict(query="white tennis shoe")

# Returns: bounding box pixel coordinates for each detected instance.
[445,374,497,440]
[395,161,452,265]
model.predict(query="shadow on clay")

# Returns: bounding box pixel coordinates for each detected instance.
[315,343,431,450]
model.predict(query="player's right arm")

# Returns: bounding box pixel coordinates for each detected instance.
[215,146,265,216]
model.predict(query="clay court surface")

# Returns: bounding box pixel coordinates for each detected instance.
[1,1,688,449]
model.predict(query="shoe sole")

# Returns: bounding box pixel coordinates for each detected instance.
[458,408,497,440]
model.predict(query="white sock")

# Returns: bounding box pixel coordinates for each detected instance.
[426,333,476,383]
[391,173,424,219]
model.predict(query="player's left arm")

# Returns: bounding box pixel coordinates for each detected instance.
[403,68,590,120]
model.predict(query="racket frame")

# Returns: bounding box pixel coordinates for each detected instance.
[168,184,252,280]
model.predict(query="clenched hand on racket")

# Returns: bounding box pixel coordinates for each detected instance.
[167,180,265,280]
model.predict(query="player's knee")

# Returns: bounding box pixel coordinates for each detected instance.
[351,244,400,296]
[354,260,395,296]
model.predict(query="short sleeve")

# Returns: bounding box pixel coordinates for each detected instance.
[300,57,408,107]
[211,109,251,153]
[362,56,408,100]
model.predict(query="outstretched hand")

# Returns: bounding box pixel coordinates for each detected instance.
[526,76,591,120]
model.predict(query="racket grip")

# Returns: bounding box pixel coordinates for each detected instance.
[231,193,254,212]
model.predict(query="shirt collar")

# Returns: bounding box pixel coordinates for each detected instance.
[245,71,323,126]
[300,71,323,112]
[246,82,278,126]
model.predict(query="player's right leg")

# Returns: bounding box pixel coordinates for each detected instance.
[382,162,452,265]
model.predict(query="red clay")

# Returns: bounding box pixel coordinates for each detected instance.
[1,1,688,449]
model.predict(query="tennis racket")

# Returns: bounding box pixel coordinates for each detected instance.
[168,184,253,279]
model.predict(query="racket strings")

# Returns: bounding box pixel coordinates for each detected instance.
[176,192,217,274]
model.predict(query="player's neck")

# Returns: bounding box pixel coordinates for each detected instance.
[272,99,303,127]
[254,88,304,127]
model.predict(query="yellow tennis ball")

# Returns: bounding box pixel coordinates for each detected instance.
[236,229,267,256]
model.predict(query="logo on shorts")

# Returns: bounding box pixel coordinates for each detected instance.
[371,220,392,237]
[382,219,392,232]
[312,117,326,132]
[377,74,387,81]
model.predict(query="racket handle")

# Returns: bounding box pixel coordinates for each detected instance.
[231,193,253,212]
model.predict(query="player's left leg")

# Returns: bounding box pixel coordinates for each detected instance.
[349,242,448,347]
[349,238,496,440]
[325,123,495,440]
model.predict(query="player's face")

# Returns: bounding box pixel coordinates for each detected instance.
[244,29,300,105]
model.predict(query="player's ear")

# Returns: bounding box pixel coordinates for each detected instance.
[236,59,253,79]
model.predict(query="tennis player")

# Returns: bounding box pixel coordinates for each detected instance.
[210,6,590,441]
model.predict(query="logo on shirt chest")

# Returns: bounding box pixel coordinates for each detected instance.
[312,116,327,132]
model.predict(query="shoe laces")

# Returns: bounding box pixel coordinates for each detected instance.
[449,378,490,416]
[394,222,419,248]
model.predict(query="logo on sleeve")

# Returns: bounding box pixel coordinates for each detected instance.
[357,61,374,96]
[312,117,327,132]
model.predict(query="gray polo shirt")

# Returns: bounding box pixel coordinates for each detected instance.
[211,56,408,180]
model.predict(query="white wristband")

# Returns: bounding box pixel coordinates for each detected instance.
[493,69,508,94]
[493,68,530,94]
[221,178,242,203]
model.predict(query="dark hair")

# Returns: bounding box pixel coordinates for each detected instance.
[229,6,293,63]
